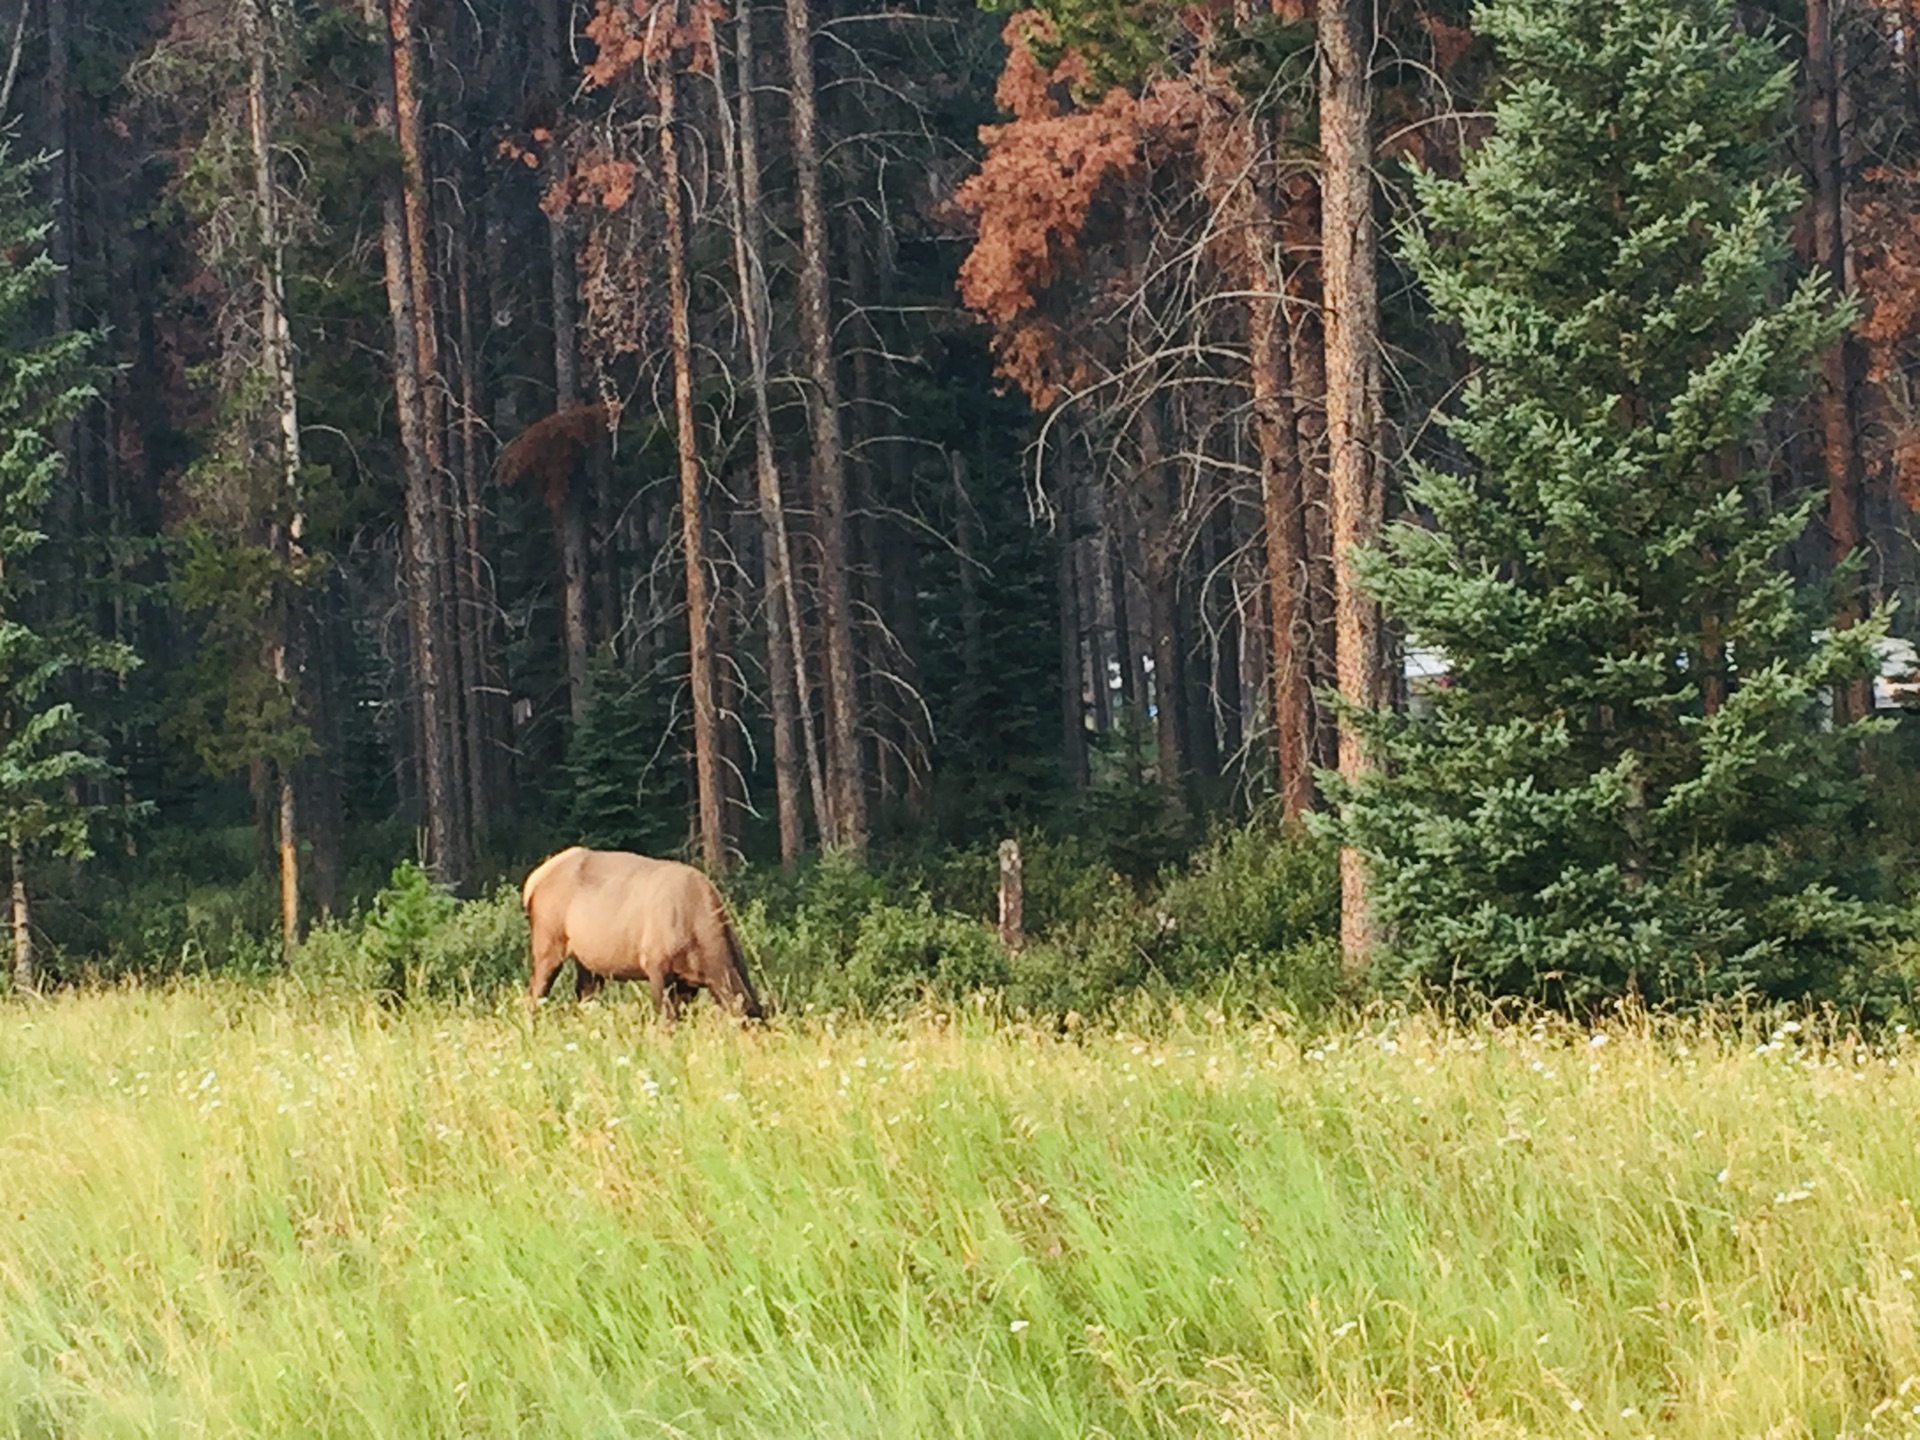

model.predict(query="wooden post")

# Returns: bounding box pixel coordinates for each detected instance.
[10,835,32,995]
[998,838,1024,954]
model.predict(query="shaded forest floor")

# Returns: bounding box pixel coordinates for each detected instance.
[3,988,1919,1437]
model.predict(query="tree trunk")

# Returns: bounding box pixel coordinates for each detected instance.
[843,209,889,808]
[719,0,821,862]
[540,0,580,410]
[1057,459,1088,787]
[1136,403,1187,804]
[46,0,71,536]
[387,0,474,852]
[1086,474,1118,731]
[1283,173,1337,773]
[247,0,304,954]
[657,16,727,873]
[452,202,500,827]
[1320,0,1384,979]
[783,0,866,859]
[539,0,588,730]
[714,532,747,855]
[9,835,29,995]
[998,838,1024,953]
[1244,119,1316,819]
[951,451,986,688]
[560,487,591,725]
[367,0,463,882]
[1808,0,1870,721]
[484,185,523,438]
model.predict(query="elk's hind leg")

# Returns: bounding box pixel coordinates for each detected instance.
[647,969,684,1026]
[527,925,569,1015]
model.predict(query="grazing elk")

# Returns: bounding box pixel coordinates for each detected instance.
[521,847,763,1022]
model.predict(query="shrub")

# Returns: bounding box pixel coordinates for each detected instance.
[360,860,459,997]
[845,894,1008,1006]
[415,885,529,1001]
[287,920,375,994]
[727,821,1341,1020]
[54,872,283,982]
[1155,822,1340,998]
[291,864,529,1005]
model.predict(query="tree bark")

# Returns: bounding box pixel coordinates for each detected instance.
[1136,403,1187,804]
[1243,119,1316,819]
[719,0,822,862]
[540,0,580,410]
[657,15,727,873]
[1086,473,1118,731]
[537,0,589,731]
[385,0,475,851]
[1057,454,1088,786]
[45,0,73,564]
[1320,0,1384,979]
[998,838,1023,953]
[367,0,463,882]
[45,0,69,353]
[247,0,303,955]
[9,834,28,995]
[783,0,866,858]
[452,201,500,826]
[1808,0,1870,721]
[1283,173,1337,773]
[951,451,986,687]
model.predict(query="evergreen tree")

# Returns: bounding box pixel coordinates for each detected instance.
[567,653,691,859]
[1331,0,1892,1005]
[0,144,130,992]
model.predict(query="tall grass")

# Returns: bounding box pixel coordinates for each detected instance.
[3,987,1919,1437]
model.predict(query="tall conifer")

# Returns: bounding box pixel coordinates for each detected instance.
[0,146,127,992]
[1333,0,1892,1003]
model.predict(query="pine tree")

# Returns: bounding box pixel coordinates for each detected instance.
[1331,0,1893,1005]
[0,145,130,992]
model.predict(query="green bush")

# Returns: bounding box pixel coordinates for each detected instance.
[291,864,529,1004]
[51,871,283,982]
[1154,822,1340,998]
[360,860,459,997]
[287,920,375,993]
[65,812,1342,1020]
[729,821,1340,1020]
[845,894,1007,1005]
[416,884,529,1000]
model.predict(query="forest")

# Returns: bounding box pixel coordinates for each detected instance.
[5,0,1920,1013]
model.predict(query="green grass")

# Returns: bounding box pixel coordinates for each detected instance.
[3,988,1920,1437]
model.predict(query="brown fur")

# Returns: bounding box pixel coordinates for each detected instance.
[521,847,764,1022]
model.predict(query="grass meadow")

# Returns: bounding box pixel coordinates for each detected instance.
[2,987,1920,1438]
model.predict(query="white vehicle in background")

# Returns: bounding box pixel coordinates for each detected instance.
[1404,641,1452,718]
[1874,636,1920,710]
[1400,634,1920,715]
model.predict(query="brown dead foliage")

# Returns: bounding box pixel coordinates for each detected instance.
[953,12,1209,407]
[495,403,614,515]
[583,0,724,88]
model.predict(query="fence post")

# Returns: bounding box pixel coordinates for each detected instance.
[998,838,1023,953]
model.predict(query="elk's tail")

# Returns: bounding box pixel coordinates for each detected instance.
[721,920,765,1021]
